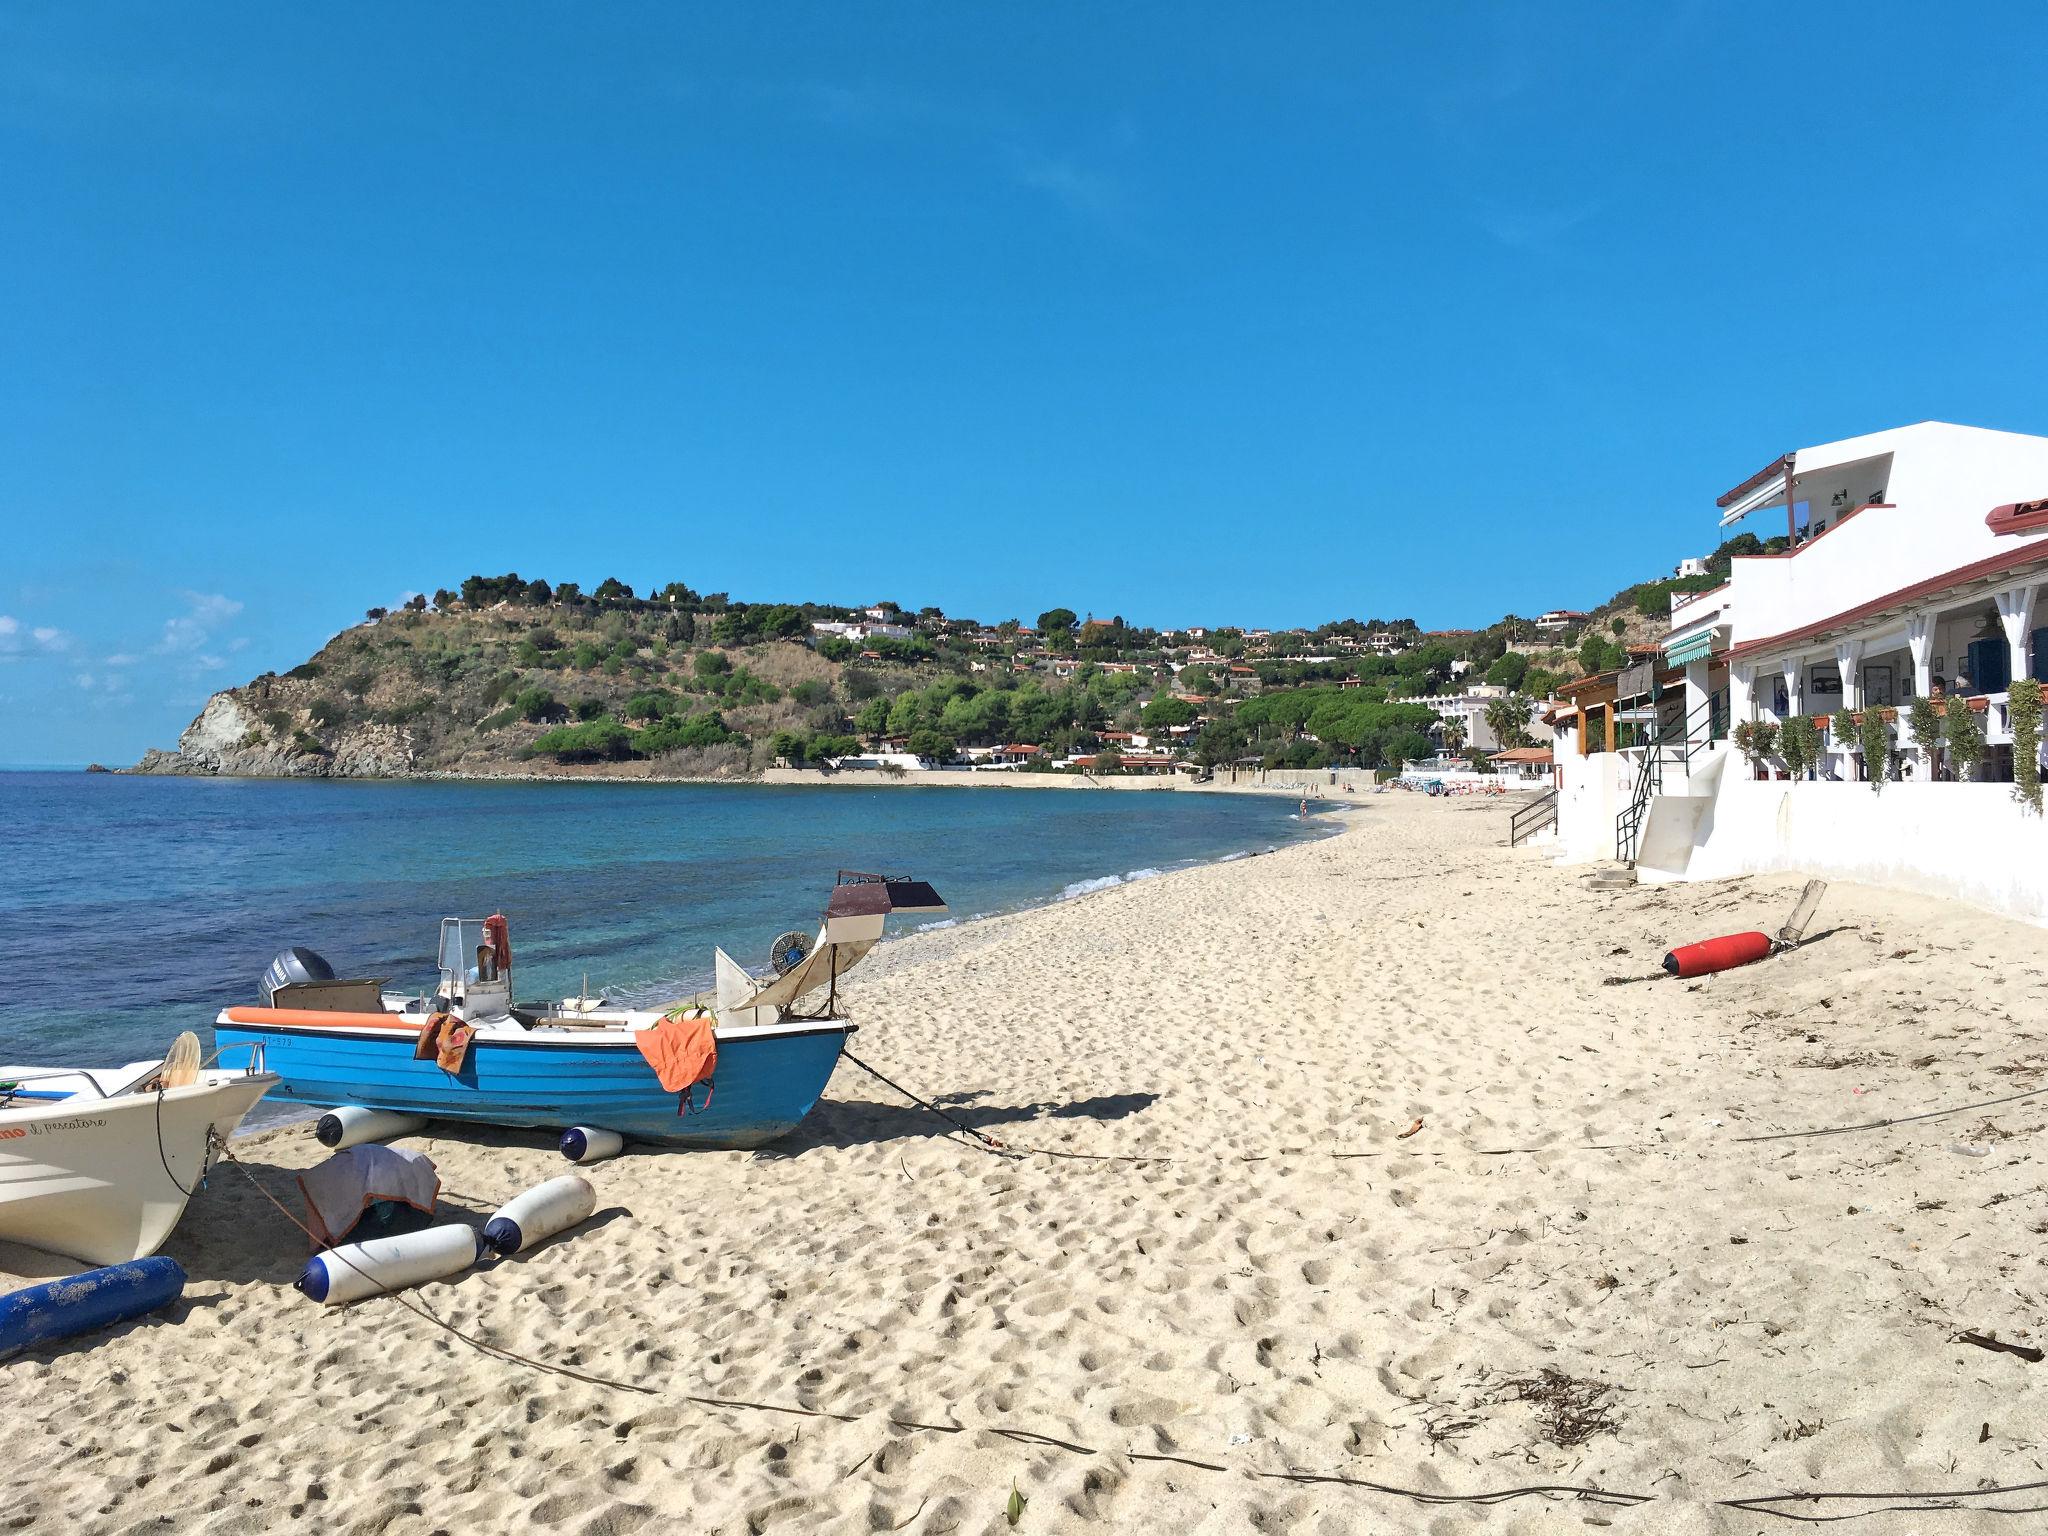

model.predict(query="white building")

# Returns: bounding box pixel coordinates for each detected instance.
[812,620,913,643]
[1675,556,1709,578]
[1550,420,2048,922]
[1412,684,1553,755]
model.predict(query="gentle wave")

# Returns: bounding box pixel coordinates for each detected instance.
[1058,873,1127,900]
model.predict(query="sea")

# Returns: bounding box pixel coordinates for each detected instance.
[0,772,1323,1074]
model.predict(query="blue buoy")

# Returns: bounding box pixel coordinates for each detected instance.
[0,1257,187,1359]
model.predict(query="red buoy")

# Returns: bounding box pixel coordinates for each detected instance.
[1662,930,1773,978]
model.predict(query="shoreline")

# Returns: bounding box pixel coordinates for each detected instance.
[95,760,1433,799]
[224,805,1347,1139]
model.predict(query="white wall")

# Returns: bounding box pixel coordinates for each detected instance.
[1553,750,1623,864]
[1650,775,2048,925]
[1730,424,2048,645]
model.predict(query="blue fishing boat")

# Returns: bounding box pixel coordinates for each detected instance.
[212,875,945,1149]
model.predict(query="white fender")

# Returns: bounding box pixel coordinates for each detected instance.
[315,1106,427,1150]
[483,1175,597,1256]
[296,1223,480,1306]
[558,1126,623,1164]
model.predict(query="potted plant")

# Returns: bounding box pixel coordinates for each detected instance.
[2011,678,2043,814]
[1945,695,1986,781]
[1855,706,1894,793]
[1732,718,1779,779]
[1908,695,1943,779]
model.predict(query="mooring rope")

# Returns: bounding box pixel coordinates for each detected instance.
[841,1050,2045,1166]
[214,1143,653,1395]
[197,1123,2048,1522]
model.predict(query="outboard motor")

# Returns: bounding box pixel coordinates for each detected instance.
[262,946,336,1004]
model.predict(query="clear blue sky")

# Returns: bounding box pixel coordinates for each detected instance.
[5,3,2046,764]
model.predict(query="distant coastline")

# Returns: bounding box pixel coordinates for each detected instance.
[92,761,1346,797]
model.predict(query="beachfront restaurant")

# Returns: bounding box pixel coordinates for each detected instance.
[1553,421,2048,924]
[1708,424,2048,785]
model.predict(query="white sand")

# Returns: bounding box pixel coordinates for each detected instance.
[8,793,2048,1534]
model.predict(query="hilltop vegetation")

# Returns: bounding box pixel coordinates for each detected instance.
[133,548,1740,781]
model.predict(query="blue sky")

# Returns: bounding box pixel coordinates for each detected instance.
[5,3,2046,764]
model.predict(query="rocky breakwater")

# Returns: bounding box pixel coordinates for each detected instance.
[131,688,416,778]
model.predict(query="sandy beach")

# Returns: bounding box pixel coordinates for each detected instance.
[8,792,2048,1534]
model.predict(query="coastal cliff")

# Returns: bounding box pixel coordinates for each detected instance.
[133,690,417,778]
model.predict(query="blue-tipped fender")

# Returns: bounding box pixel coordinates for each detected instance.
[316,1106,427,1150]
[483,1175,597,1256]
[559,1126,623,1164]
[0,1257,186,1358]
[297,1223,480,1306]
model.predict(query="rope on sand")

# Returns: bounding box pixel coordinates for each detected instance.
[215,1143,653,1395]
[207,1133,2048,1520]
[843,1050,2046,1165]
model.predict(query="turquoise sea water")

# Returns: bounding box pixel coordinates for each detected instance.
[0,773,1320,1069]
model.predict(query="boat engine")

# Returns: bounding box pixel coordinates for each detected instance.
[262,946,337,1004]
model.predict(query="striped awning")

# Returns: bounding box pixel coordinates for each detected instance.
[1665,629,1718,666]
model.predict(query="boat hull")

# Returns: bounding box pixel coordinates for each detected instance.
[211,1018,850,1148]
[0,1072,277,1268]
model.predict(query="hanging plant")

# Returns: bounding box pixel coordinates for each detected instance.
[1856,706,1892,793]
[1908,695,1943,774]
[1732,718,1778,776]
[2011,678,2043,815]
[1781,715,1821,781]
[1778,715,1803,779]
[1945,695,1986,781]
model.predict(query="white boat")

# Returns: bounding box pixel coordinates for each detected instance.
[0,1037,277,1267]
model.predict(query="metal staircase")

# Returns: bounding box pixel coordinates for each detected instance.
[1614,693,1728,865]
[1509,788,1558,846]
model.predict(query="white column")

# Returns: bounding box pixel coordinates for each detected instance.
[1730,661,1755,721]
[1780,658,1803,720]
[1907,614,1934,698]
[1997,584,2038,688]
[1835,639,1865,712]
[1683,659,1709,735]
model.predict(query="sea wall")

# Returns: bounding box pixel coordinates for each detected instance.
[1644,776,2048,926]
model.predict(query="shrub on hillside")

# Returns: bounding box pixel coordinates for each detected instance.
[623,690,677,721]
[635,711,738,756]
[512,686,561,723]
[528,718,635,762]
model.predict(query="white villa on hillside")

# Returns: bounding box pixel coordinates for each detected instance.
[813,619,912,643]
[1548,420,2048,922]
[1413,684,1554,755]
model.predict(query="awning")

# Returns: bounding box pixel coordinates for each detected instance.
[823,877,947,944]
[1615,660,1657,702]
[1718,452,1794,526]
[1665,630,1717,667]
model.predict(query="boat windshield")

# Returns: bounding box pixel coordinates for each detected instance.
[437,918,490,982]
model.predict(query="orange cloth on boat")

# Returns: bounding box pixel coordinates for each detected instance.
[634,1009,717,1093]
[412,1013,475,1073]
